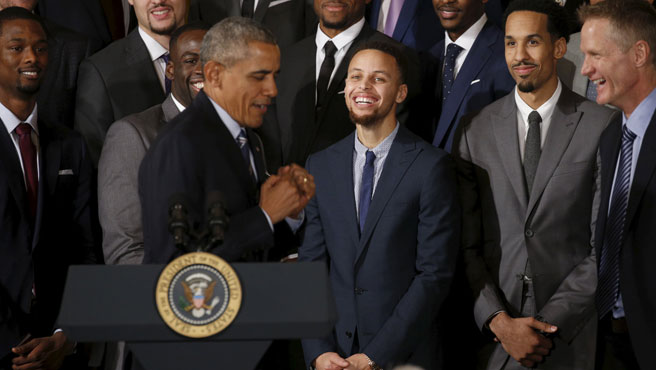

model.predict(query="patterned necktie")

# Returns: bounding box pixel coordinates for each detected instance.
[597,125,637,318]
[237,129,256,183]
[442,43,463,102]
[586,80,598,102]
[524,111,542,194]
[16,123,38,222]
[316,41,338,108]
[358,150,376,233]
[242,0,255,18]
[161,52,171,95]
[383,0,405,37]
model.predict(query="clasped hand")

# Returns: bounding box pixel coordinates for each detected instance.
[260,163,315,223]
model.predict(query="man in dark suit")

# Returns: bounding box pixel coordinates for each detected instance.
[37,0,114,51]
[0,7,98,369]
[579,1,656,369]
[429,0,514,152]
[75,0,188,165]
[299,40,459,370]
[453,1,618,368]
[189,0,316,49]
[366,0,443,51]
[140,17,315,264]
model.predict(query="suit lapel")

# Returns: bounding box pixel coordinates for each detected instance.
[248,129,269,183]
[434,22,497,147]
[254,0,271,22]
[391,0,418,42]
[125,30,166,96]
[625,111,656,229]
[0,121,31,230]
[526,89,581,216]
[331,132,360,249]
[33,123,61,250]
[355,127,419,264]
[161,95,180,122]
[492,94,528,210]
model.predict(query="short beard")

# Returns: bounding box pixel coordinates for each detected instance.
[517,81,535,93]
[17,83,40,96]
[321,17,348,31]
[349,110,383,128]
[150,20,176,36]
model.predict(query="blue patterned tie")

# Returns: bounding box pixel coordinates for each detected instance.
[442,43,463,102]
[359,151,376,232]
[237,129,256,182]
[161,52,171,95]
[597,125,637,318]
[586,80,598,102]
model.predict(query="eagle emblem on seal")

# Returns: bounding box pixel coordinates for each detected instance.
[178,273,221,318]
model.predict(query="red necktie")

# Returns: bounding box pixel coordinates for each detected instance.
[15,123,38,221]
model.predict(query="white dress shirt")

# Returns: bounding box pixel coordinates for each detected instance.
[443,13,487,79]
[138,27,169,92]
[315,17,365,94]
[170,94,187,113]
[515,80,563,161]
[0,102,40,182]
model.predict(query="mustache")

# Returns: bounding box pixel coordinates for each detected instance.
[512,61,538,68]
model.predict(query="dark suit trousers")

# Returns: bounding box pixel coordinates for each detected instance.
[596,315,640,370]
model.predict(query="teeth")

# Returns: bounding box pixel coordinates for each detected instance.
[192,82,203,89]
[355,97,374,104]
[21,71,37,76]
[592,78,606,84]
[152,9,168,15]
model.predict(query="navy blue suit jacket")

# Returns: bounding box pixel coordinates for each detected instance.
[430,21,514,152]
[299,126,460,368]
[366,0,443,51]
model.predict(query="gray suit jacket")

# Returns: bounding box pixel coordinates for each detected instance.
[453,87,619,370]
[557,32,588,97]
[98,95,180,265]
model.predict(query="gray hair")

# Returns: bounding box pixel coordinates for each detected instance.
[200,16,277,67]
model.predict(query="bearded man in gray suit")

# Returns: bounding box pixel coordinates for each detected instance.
[99,23,208,266]
[453,1,619,369]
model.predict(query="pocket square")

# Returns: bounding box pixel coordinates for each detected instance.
[269,0,292,7]
[58,169,74,175]
[470,79,481,85]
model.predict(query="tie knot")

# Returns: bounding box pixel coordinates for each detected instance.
[528,111,542,126]
[324,41,337,58]
[237,129,248,148]
[445,43,463,59]
[622,125,637,142]
[161,52,170,64]
[365,150,376,165]
[15,123,32,137]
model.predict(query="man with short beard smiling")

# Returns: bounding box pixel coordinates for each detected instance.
[299,40,459,370]
[75,0,188,166]
[452,0,618,369]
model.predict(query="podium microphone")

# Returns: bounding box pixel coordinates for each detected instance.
[207,190,229,248]
[168,193,190,252]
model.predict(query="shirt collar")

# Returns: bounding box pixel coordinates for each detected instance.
[622,86,656,138]
[444,14,487,53]
[515,79,563,125]
[138,26,169,62]
[315,17,365,52]
[207,95,243,140]
[0,101,38,136]
[354,122,400,157]
[170,93,186,113]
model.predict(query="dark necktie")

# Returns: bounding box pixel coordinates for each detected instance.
[597,125,637,318]
[237,129,256,183]
[161,52,171,95]
[442,43,463,103]
[242,0,255,18]
[316,41,338,108]
[358,150,376,233]
[524,111,542,194]
[16,123,38,221]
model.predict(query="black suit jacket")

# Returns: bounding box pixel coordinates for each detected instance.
[596,109,656,370]
[37,20,93,129]
[140,91,295,264]
[189,0,316,49]
[75,28,165,165]
[262,23,422,170]
[0,121,98,357]
[38,0,112,51]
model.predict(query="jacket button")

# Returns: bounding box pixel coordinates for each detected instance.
[525,229,534,237]
[354,287,364,295]
[345,331,352,338]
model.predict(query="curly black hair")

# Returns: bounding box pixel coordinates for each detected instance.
[503,0,570,43]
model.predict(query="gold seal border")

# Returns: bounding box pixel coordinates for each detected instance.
[155,252,242,338]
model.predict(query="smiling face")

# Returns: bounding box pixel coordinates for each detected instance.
[166,28,205,107]
[128,0,187,37]
[314,0,369,36]
[344,49,407,128]
[433,0,487,41]
[505,10,564,103]
[580,18,640,111]
[204,41,279,129]
[0,18,47,103]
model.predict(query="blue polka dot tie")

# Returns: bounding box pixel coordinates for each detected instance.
[359,150,376,233]
[442,43,463,102]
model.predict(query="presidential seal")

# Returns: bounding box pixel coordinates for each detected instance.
[156,252,242,338]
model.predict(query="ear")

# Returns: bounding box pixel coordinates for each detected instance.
[127,0,134,5]
[203,60,225,89]
[165,60,174,81]
[553,36,567,60]
[634,40,651,68]
[396,83,408,104]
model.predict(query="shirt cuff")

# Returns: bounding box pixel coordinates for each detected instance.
[285,210,305,233]
[260,207,274,232]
